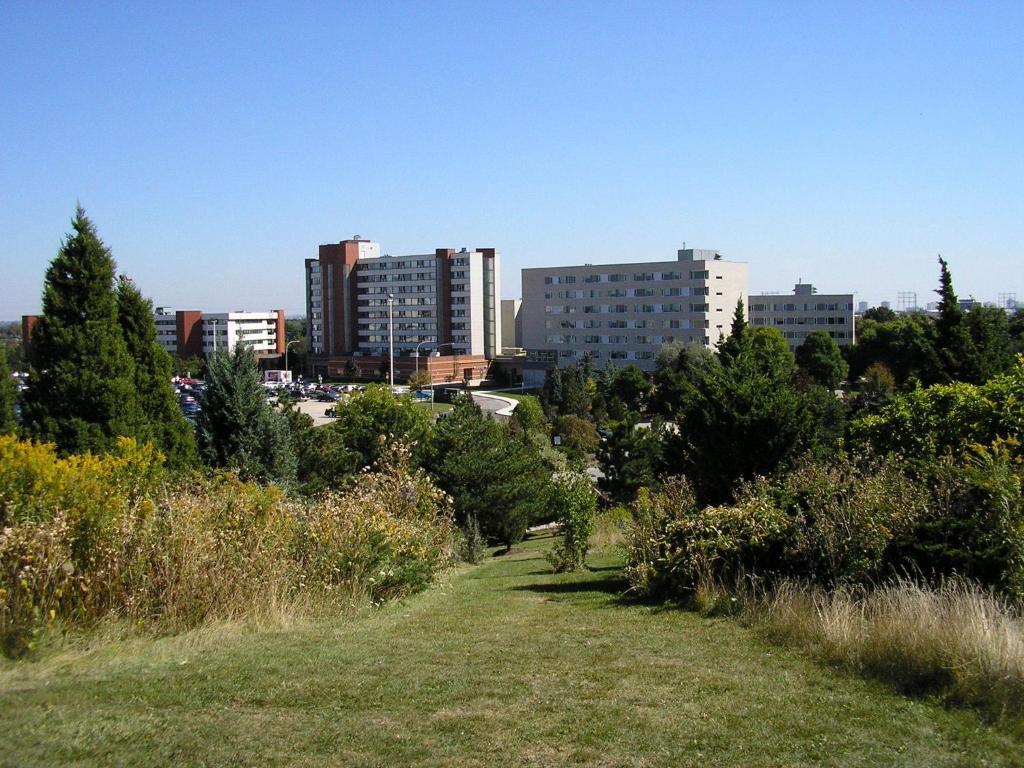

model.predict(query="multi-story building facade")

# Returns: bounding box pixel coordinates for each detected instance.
[22,308,285,364]
[153,308,285,359]
[747,283,855,349]
[305,239,501,384]
[520,248,748,373]
[500,298,523,352]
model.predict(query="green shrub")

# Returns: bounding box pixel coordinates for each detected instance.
[850,356,1024,463]
[779,454,928,586]
[890,442,1024,601]
[623,476,698,596]
[623,454,931,599]
[552,415,599,460]
[546,472,598,572]
[624,475,796,599]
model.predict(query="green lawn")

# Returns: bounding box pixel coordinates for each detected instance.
[1,533,1020,767]
[412,400,454,414]
[494,389,542,402]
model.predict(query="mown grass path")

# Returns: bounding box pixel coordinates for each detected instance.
[2,532,1021,767]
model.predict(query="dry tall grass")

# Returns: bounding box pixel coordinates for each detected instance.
[759,578,1024,726]
[0,438,456,657]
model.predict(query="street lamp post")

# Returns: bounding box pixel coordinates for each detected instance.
[387,293,395,388]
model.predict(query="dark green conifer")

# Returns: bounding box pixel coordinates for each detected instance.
[0,345,18,435]
[116,277,197,467]
[932,256,975,383]
[197,345,296,485]
[717,297,747,365]
[21,207,146,454]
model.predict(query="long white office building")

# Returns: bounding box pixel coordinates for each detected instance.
[520,248,748,371]
[747,283,856,349]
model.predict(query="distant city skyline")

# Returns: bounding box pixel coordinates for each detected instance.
[3,2,1021,318]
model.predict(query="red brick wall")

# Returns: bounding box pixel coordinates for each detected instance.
[21,315,39,360]
[176,310,204,358]
[274,309,286,354]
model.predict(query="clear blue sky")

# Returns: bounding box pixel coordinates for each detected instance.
[3,1,1022,317]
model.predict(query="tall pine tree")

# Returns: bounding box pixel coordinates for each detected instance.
[21,207,146,455]
[0,345,18,435]
[932,256,975,384]
[116,277,197,467]
[717,297,747,366]
[197,345,296,485]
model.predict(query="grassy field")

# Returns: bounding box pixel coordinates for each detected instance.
[412,400,454,414]
[1,532,1021,767]
[493,389,542,402]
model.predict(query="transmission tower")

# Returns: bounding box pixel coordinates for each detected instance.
[897,291,918,313]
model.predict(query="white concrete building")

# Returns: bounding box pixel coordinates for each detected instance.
[747,283,855,349]
[152,307,285,359]
[520,248,748,371]
[201,311,283,356]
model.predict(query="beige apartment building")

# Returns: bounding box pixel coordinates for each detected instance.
[520,248,748,372]
[747,283,855,349]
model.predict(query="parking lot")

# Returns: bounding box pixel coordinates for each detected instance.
[292,398,340,426]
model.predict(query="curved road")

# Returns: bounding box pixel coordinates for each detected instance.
[470,391,518,420]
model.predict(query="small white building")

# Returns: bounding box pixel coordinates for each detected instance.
[748,283,856,349]
[152,307,285,359]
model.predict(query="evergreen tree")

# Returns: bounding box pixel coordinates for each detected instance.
[597,414,665,503]
[116,277,197,467]
[540,367,563,417]
[559,365,591,418]
[0,345,18,435]
[21,207,146,455]
[795,330,849,390]
[612,364,653,413]
[197,345,296,485]
[717,298,747,365]
[964,305,1015,383]
[663,327,831,504]
[425,396,551,550]
[1011,310,1024,356]
[932,256,975,383]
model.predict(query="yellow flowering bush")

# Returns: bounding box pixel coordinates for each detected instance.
[0,438,455,657]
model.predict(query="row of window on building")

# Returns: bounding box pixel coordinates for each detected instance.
[544,286,710,299]
[546,303,714,314]
[544,270,712,284]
